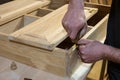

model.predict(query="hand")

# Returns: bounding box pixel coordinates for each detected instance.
[78,39,106,63]
[62,2,87,41]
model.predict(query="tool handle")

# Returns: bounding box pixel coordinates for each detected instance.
[73,24,87,43]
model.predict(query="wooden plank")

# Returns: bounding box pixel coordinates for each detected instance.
[0,0,50,25]
[9,5,98,50]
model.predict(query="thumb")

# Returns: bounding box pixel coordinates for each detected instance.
[78,39,93,45]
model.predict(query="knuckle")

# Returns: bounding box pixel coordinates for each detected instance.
[62,20,68,27]
[81,59,87,63]
[84,60,89,63]
[81,56,86,61]
[81,58,89,63]
[62,19,69,27]
[79,49,85,54]
[70,35,75,40]
[79,18,86,25]
[81,56,92,63]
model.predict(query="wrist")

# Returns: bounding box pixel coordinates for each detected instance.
[103,45,114,59]
[69,0,84,10]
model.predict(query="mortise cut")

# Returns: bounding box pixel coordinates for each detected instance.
[0,15,38,34]
[57,27,92,49]
[57,37,74,50]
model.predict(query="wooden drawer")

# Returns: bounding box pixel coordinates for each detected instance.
[0,2,110,79]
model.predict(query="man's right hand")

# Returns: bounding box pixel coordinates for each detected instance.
[62,0,87,42]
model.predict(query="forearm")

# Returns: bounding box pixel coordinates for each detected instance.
[104,45,120,64]
[68,0,84,10]
[68,0,86,20]
[62,0,87,40]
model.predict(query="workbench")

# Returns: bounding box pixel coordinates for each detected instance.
[0,0,110,80]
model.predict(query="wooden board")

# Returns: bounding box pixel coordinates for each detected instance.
[0,0,50,25]
[9,5,98,50]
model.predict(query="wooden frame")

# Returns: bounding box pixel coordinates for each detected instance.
[0,0,50,25]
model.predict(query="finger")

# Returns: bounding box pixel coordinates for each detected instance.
[78,51,81,58]
[62,19,71,36]
[80,45,86,49]
[78,39,93,45]
[79,45,86,54]
[62,24,71,36]
[67,27,71,36]
[69,27,79,41]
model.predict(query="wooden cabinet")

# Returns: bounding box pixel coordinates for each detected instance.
[0,1,110,79]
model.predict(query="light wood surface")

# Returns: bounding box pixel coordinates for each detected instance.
[0,0,50,25]
[9,5,98,50]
